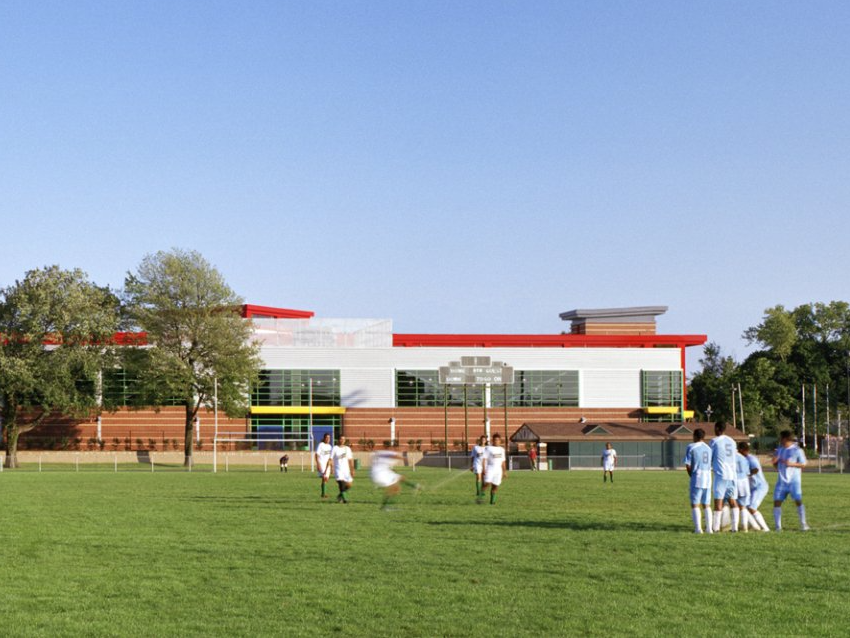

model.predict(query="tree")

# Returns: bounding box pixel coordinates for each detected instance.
[743,305,797,362]
[687,342,737,422]
[0,266,120,468]
[122,249,261,466]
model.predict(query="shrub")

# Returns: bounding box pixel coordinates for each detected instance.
[415,439,423,451]
[148,438,157,450]
[135,438,144,450]
[87,437,99,451]
[111,437,120,451]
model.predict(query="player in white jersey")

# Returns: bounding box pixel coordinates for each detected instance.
[371,450,420,510]
[601,443,617,483]
[772,430,810,531]
[331,435,355,504]
[709,421,740,532]
[480,433,507,505]
[735,451,754,531]
[314,433,333,499]
[738,441,770,532]
[470,435,488,498]
[683,428,713,534]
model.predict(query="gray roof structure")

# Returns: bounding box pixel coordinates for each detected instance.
[559,306,668,323]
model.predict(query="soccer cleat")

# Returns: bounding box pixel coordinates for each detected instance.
[801,524,811,531]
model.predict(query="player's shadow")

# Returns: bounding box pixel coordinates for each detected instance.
[428,517,672,532]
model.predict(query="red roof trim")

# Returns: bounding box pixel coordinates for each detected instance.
[392,334,707,348]
[241,304,314,319]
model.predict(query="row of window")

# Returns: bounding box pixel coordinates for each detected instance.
[251,369,340,407]
[395,370,580,407]
[102,368,683,412]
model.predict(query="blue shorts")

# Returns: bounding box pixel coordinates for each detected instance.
[749,483,769,510]
[774,479,803,502]
[713,478,737,501]
[689,486,711,506]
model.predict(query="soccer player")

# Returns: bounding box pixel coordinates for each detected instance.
[279,453,289,473]
[710,421,740,532]
[331,435,355,504]
[480,433,507,505]
[315,433,333,499]
[772,430,810,531]
[683,428,713,534]
[735,448,753,531]
[601,442,617,483]
[738,441,771,532]
[370,450,420,510]
[470,435,488,497]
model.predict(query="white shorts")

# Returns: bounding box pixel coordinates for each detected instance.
[371,469,401,489]
[472,461,484,475]
[317,463,331,479]
[483,468,503,486]
[335,468,353,484]
[603,463,615,472]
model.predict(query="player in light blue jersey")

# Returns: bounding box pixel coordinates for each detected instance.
[683,428,713,534]
[772,430,810,531]
[709,421,740,532]
[738,441,770,532]
[735,450,754,531]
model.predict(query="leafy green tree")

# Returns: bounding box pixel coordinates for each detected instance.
[0,267,120,468]
[687,342,737,422]
[743,305,797,362]
[122,249,261,466]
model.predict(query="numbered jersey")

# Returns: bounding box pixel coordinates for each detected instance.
[683,441,712,489]
[710,434,737,480]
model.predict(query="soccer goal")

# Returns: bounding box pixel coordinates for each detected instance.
[212,431,316,473]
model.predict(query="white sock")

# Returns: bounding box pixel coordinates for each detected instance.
[713,510,722,532]
[774,506,782,530]
[754,511,769,531]
[797,505,807,528]
[691,508,702,532]
[740,509,749,531]
[731,507,740,532]
[705,508,714,533]
[721,505,731,529]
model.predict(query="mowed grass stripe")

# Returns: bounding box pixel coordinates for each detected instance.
[1,469,848,636]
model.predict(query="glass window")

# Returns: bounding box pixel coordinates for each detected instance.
[251,370,340,407]
[395,370,485,407]
[491,370,579,407]
[641,370,683,422]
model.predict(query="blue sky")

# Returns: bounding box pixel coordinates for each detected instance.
[2,1,849,372]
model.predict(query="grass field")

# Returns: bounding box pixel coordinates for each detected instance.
[1,466,849,637]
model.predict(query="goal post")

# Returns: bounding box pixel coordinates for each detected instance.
[212,431,315,473]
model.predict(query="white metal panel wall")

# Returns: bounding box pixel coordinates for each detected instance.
[339,368,394,408]
[260,346,682,371]
[259,346,683,409]
[581,370,640,408]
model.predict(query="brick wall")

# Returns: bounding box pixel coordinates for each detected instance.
[16,407,249,451]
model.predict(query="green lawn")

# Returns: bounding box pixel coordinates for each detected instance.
[1,467,848,636]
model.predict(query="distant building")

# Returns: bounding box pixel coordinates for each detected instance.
[25,304,707,451]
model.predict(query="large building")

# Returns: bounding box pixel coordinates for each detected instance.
[24,303,708,454]
[246,304,706,450]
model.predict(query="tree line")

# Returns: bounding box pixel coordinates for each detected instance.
[0,249,261,469]
[688,301,850,446]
